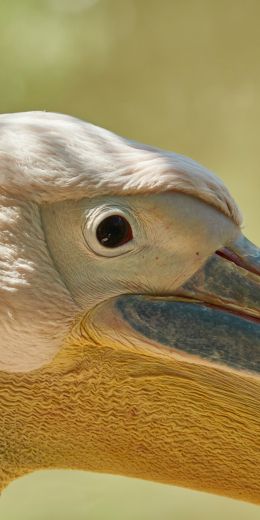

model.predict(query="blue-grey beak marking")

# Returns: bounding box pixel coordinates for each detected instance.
[116,235,260,375]
[116,296,260,374]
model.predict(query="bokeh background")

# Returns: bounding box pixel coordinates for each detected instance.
[0,0,259,518]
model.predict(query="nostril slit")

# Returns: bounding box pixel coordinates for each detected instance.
[216,247,242,267]
[216,247,259,275]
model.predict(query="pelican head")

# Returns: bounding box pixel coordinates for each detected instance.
[0,112,259,503]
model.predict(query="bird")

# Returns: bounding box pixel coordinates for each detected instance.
[0,111,259,504]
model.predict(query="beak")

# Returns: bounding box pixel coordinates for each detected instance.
[67,234,260,503]
[112,234,260,375]
[3,239,259,502]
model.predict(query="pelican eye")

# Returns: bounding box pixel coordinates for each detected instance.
[96,215,133,248]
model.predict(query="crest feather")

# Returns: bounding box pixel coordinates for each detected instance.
[0,111,242,226]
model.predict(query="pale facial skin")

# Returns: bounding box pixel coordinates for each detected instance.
[41,192,239,311]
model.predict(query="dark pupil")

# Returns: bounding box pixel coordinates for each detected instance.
[96,215,132,248]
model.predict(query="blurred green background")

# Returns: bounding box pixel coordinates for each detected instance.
[0,0,259,518]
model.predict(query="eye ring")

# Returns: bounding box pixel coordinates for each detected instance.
[96,214,133,248]
[83,206,136,257]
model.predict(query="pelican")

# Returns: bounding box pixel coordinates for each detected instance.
[0,112,259,504]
